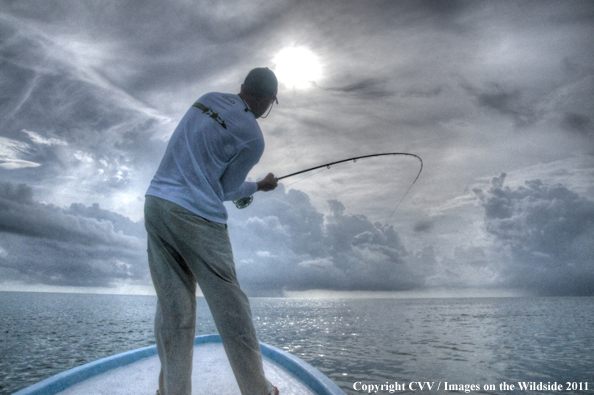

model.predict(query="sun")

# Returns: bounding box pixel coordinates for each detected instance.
[272,47,322,90]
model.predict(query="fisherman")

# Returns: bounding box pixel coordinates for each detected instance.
[144,67,280,395]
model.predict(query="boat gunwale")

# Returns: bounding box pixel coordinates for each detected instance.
[12,334,345,395]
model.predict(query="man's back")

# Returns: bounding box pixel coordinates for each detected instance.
[146,92,264,224]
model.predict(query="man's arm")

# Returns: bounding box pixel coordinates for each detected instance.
[219,143,262,201]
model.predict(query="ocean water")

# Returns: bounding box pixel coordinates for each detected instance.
[1,293,593,395]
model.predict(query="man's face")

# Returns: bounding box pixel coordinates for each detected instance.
[253,91,278,118]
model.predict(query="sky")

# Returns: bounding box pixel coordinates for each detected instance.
[1,0,593,297]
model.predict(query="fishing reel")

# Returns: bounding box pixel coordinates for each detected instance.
[233,195,253,209]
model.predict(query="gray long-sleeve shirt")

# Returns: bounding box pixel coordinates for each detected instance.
[146,92,264,223]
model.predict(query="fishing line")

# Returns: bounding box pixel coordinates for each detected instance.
[233,152,423,221]
[280,167,332,189]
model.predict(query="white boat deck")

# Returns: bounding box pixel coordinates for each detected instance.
[56,342,317,395]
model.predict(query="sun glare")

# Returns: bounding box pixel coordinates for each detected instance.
[273,47,322,90]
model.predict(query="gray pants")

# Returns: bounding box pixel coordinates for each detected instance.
[144,196,274,395]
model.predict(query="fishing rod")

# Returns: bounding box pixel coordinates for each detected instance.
[278,152,422,181]
[233,152,423,219]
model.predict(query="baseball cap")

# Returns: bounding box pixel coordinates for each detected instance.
[243,67,278,97]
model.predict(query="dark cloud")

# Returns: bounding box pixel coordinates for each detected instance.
[228,186,422,296]
[413,220,434,233]
[65,203,145,239]
[0,0,291,99]
[325,78,393,98]
[0,179,424,294]
[474,173,594,296]
[0,181,33,202]
[464,83,536,127]
[0,182,147,287]
[402,86,443,99]
[561,112,593,135]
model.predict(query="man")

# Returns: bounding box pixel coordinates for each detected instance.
[145,67,280,395]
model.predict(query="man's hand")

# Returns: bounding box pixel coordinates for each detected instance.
[256,173,278,192]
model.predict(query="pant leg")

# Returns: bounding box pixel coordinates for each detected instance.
[145,196,275,395]
[145,197,197,395]
[195,261,272,395]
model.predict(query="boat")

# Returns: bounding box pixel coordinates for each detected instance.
[13,334,346,395]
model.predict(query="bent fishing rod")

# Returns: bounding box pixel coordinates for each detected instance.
[233,152,423,219]
[277,152,422,181]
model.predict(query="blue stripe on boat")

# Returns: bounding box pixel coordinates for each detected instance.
[13,334,345,395]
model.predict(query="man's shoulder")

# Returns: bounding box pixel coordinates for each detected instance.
[189,92,260,135]
[192,92,245,120]
[196,92,239,106]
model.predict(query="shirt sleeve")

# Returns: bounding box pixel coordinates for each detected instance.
[219,140,263,201]
[223,181,258,201]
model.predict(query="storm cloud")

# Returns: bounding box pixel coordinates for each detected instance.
[0,180,424,295]
[2,173,594,297]
[0,182,147,287]
[228,186,423,296]
[474,174,594,296]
